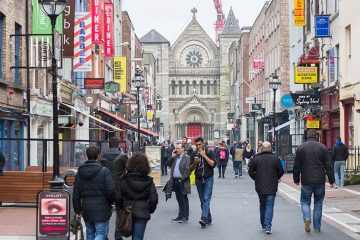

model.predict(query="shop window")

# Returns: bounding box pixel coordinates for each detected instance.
[344,104,354,149]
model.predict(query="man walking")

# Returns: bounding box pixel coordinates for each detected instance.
[293,129,335,233]
[331,137,349,189]
[101,137,127,182]
[167,143,191,223]
[182,136,194,156]
[190,137,216,228]
[73,146,115,240]
[248,141,284,234]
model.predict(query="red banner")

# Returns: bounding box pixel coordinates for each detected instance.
[104,2,113,56]
[252,59,265,69]
[92,0,102,43]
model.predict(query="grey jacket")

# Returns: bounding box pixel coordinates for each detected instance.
[167,154,191,194]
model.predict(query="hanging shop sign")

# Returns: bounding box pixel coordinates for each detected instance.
[104,2,114,57]
[227,112,235,119]
[252,59,265,70]
[84,78,104,89]
[73,12,92,72]
[291,94,321,106]
[251,103,262,111]
[294,0,305,26]
[37,190,70,238]
[306,119,320,129]
[63,0,75,57]
[104,81,120,93]
[32,0,63,34]
[315,15,331,38]
[280,94,295,109]
[122,92,137,104]
[113,57,127,92]
[295,67,318,84]
[92,0,102,43]
[83,94,98,107]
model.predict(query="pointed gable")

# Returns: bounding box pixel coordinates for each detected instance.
[177,95,214,113]
[140,29,170,44]
[222,7,241,35]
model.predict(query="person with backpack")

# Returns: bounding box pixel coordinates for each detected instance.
[216,141,229,178]
[73,146,115,240]
[331,137,349,189]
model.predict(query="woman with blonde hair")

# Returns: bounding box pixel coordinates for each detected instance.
[244,143,255,169]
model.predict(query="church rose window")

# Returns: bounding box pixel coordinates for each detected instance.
[180,45,209,68]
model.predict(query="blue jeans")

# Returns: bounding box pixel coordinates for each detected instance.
[132,218,148,240]
[173,179,189,220]
[233,161,242,176]
[258,194,276,230]
[334,161,345,188]
[195,177,213,223]
[300,184,325,230]
[85,221,108,240]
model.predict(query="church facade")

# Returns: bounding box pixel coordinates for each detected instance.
[141,8,240,143]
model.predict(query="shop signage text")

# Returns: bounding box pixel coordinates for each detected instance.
[295,67,318,84]
[104,3,113,57]
[84,78,104,89]
[104,81,120,93]
[291,94,321,106]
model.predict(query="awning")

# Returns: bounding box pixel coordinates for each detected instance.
[61,103,123,132]
[268,119,296,133]
[99,109,158,137]
[298,46,320,65]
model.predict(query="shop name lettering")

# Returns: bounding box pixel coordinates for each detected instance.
[295,96,320,105]
[114,61,123,79]
[79,20,87,64]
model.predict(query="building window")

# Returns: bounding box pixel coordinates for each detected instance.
[14,23,21,85]
[200,80,203,94]
[179,81,183,95]
[306,0,311,32]
[344,103,354,149]
[171,80,176,95]
[335,45,340,81]
[185,81,189,95]
[345,25,351,82]
[156,58,159,73]
[0,14,3,79]
[315,0,319,15]
[207,80,210,94]
[192,81,197,94]
[213,80,218,94]
[335,0,339,12]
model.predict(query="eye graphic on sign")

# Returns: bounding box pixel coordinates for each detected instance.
[41,199,66,215]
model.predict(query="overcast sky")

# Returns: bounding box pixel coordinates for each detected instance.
[123,0,267,44]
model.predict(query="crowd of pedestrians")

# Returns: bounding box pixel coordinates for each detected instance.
[71,132,348,239]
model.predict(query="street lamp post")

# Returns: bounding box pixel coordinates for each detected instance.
[132,66,144,151]
[269,72,281,156]
[40,0,67,188]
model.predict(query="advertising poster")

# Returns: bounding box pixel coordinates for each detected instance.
[37,190,70,237]
[294,0,305,26]
[113,57,127,92]
[92,0,102,43]
[73,12,92,72]
[145,146,162,186]
[104,2,114,57]
[294,66,318,84]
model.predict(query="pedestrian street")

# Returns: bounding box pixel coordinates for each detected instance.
[108,172,356,240]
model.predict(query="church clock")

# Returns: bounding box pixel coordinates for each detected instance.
[180,46,209,68]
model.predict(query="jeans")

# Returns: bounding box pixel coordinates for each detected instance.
[173,179,189,220]
[258,194,276,230]
[300,184,325,230]
[233,161,242,176]
[85,221,108,240]
[132,218,148,240]
[334,160,345,188]
[195,177,213,223]
[217,165,226,177]
[161,157,168,175]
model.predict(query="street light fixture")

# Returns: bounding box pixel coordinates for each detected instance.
[40,0,67,188]
[269,72,281,156]
[132,65,144,151]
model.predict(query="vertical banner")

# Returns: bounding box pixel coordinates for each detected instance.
[294,0,305,26]
[32,0,63,34]
[73,12,92,72]
[92,0,102,43]
[104,2,114,57]
[113,57,127,92]
[63,0,75,57]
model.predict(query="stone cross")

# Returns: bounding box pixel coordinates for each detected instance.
[191,7,198,19]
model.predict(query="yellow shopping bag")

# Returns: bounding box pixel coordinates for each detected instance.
[190,171,195,185]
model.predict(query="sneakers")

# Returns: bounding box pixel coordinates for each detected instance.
[199,219,206,228]
[304,219,311,233]
[266,229,272,234]
[234,175,238,178]
[171,217,181,222]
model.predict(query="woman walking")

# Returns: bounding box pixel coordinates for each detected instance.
[244,143,255,171]
[115,154,158,240]
[216,142,229,178]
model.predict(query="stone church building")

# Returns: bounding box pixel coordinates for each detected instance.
[141,8,241,143]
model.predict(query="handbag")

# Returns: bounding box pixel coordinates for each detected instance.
[117,199,136,237]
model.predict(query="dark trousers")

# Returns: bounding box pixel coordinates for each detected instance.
[161,157,168,175]
[173,178,189,220]
[132,218,148,240]
[218,165,226,177]
[115,210,123,240]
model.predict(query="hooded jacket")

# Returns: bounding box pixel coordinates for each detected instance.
[331,141,349,162]
[115,172,158,220]
[73,160,115,222]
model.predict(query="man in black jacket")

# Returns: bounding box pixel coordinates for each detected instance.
[331,137,349,189]
[293,129,335,233]
[190,137,216,228]
[248,141,284,234]
[73,146,115,240]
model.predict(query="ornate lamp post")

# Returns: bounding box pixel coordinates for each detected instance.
[40,0,67,188]
[132,66,144,151]
[269,72,281,156]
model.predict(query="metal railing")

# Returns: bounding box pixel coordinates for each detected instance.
[345,146,360,177]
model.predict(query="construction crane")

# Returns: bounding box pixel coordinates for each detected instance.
[213,0,225,46]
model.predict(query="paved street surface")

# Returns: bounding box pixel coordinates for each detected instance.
[1,171,359,240]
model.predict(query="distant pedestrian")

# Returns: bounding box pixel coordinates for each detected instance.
[233,146,244,178]
[190,137,216,228]
[115,154,158,240]
[182,136,194,156]
[293,129,335,233]
[257,141,263,153]
[161,141,172,176]
[331,137,349,189]
[167,143,191,223]
[248,141,284,234]
[244,143,255,171]
[216,142,229,178]
[73,146,115,240]
[230,141,237,160]
[0,152,5,176]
